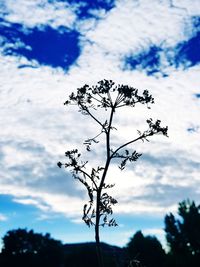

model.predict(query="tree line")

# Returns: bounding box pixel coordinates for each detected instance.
[0,199,200,267]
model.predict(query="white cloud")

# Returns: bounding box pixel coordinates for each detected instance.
[173,0,200,15]
[13,197,50,212]
[143,228,164,236]
[85,0,190,54]
[0,0,200,223]
[0,214,7,222]
[0,183,85,220]
[3,0,76,29]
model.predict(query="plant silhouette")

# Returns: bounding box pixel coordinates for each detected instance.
[58,79,168,267]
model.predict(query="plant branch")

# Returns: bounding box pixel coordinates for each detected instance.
[110,135,144,159]
[80,169,98,191]
[82,105,106,131]
[89,93,103,105]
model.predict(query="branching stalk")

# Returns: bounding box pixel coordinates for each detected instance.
[58,80,168,267]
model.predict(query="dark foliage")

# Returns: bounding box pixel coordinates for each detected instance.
[0,229,124,267]
[0,228,64,267]
[125,231,166,267]
[165,199,200,267]
[64,242,124,267]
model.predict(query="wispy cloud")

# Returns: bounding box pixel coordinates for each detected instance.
[0,214,7,222]
[2,0,76,28]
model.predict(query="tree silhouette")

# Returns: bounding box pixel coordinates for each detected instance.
[1,228,64,267]
[125,231,166,267]
[165,199,200,267]
[58,79,168,267]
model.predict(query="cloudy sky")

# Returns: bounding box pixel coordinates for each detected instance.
[0,0,200,248]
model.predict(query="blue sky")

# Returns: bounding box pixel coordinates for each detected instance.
[0,0,200,248]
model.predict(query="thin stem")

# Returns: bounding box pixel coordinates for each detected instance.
[88,93,104,105]
[116,100,140,109]
[110,134,145,159]
[85,131,103,143]
[96,91,112,107]
[115,92,124,106]
[77,168,98,191]
[106,107,114,158]
[82,106,106,130]
[95,227,104,267]
[96,92,105,101]
[95,106,115,267]
[107,91,113,107]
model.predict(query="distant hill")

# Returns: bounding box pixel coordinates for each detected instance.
[64,242,126,267]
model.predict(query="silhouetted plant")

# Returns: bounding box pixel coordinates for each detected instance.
[58,79,168,267]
